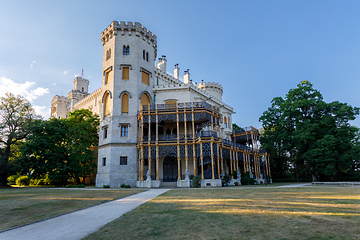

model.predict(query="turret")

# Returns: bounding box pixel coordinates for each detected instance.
[197,81,223,101]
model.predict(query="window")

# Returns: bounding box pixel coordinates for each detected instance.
[104,92,111,116]
[121,125,128,137]
[122,67,129,80]
[81,87,84,92]
[142,71,149,85]
[140,93,150,107]
[143,50,145,60]
[146,52,149,62]
[102,157,106,166]
[123,45,130,55]
[122,93,129,113]
[104,127,108,139]
[120,156,127,165]
[104,71,109,85]
[165,101,177,109]
[224,117,227,128]
[106,48,111,60]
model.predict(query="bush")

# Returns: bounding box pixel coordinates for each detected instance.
[192,176,201,188]
[103,184,110,188]
[241,172,256,185]
[125,184,131,188]
[232,171,238,179]
[222,174,231,186]
[7,175,19,185]
[16,176,30,186]
[121,183,126,188]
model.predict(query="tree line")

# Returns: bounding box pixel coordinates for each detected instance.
[0,93,99,186]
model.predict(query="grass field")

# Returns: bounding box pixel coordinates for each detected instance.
[84,186,360,240]
[0,187,143,231]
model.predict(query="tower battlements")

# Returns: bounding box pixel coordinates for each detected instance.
[197,82,223,101]
[101,21,157,46]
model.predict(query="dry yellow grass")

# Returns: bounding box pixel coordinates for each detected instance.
[84,186,360,240]
[0,187,143,231]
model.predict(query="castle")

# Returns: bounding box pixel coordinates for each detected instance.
[51,21,270,187]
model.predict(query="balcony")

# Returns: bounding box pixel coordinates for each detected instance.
[141,131,218,142]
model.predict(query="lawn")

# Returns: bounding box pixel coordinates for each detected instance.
[84,186,360,240]
[0,187,143,231]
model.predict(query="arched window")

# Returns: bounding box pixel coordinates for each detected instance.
[146,52,149,62]
[122,93,129,113]
[224,117,227,128]
[123,45,130,55]
[81,87,84,92]
[172,128,177,138]
[140,93,150,107]
[104,92,111,117]
[143,50,145,60]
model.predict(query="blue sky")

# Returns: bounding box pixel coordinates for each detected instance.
[1,0,360,128]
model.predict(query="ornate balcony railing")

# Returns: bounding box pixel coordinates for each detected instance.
[141,101,220,115]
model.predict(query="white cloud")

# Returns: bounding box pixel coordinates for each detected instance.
[30,60,37,68]
[0,77,50,101]
[63,70,68,75]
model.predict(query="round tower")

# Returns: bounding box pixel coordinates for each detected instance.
[197,82,223,101]
[96,21,157,187]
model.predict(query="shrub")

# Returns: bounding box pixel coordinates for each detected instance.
[7,175,19,185]
[103,184,110,188]
[125,184,131,188]
[232,171,238,179]
[16,176,30,186]
[222,174,231,186]
[192,176,201,188]
[241,172,256,185]
[121,183,126,188]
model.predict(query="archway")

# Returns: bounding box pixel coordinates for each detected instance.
[163,156,178,182]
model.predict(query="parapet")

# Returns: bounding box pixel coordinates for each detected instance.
[196,82,223,101]
[101,21,157,46]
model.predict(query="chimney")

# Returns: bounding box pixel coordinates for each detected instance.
[183,69,190,84]
[157,55,167,72]
[174,63,179,79]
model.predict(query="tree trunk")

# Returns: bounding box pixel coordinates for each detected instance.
[0,143,12,186]
[0,173,7,186]
[312,174,317,182]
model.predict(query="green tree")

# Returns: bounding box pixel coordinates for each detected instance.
[260,81,360,181]
[17,109,99,185]
[67,109,99,184]
[18,118,70,184]
[0,93,40,186]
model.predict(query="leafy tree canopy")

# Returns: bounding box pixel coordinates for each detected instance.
[0,93,40,186]
[259,81,360,181]
[17,109,99,185]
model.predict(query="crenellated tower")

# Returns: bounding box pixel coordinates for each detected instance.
[96,21,157,187]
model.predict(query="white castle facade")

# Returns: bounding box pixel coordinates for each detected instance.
[51,21,270,188]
